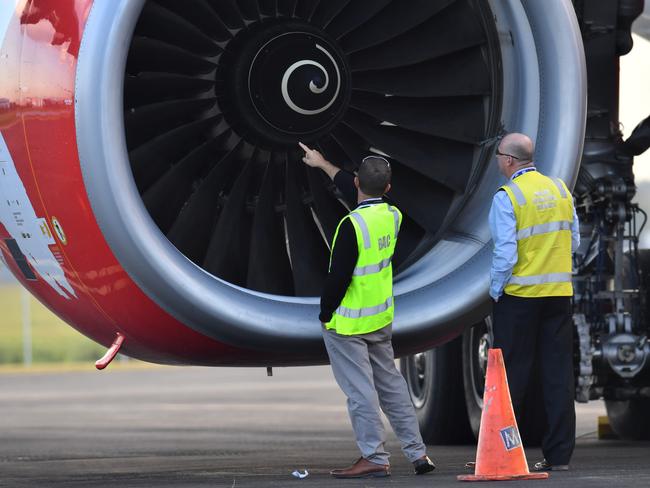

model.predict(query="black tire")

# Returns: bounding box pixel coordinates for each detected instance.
[462,316,546,446]
[605,399,650,440]
[461,318,490,438]
[400,336,474,444]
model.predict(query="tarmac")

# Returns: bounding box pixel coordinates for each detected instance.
[1,364,649,488]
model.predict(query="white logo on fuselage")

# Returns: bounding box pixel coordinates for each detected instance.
[0,133,76,299]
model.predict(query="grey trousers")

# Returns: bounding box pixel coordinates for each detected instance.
[322,324,426,466]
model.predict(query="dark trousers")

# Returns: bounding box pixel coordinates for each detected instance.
[492,294,576,465]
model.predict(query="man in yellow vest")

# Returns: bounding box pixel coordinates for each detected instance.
[299,142,435,479]
[489,133,580,471]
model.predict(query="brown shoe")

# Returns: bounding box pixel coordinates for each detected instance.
[330,457,390,478]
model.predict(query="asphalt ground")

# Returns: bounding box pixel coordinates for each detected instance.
[1,365,649,488]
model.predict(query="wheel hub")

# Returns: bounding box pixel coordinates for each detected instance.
[414,352,427,385]
[478,333,490,376]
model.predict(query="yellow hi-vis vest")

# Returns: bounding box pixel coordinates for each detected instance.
[325,202,402,335]
[501,170,574,297]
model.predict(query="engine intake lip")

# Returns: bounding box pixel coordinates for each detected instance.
[75,0,586,357]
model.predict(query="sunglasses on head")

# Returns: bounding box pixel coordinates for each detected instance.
[362,155,391,168]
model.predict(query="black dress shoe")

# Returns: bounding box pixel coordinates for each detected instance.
[413,455,436,475]
[533,459,569,471]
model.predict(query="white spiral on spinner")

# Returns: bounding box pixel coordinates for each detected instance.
[281,44,341,116]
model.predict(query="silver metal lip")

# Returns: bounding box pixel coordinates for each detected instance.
[75,0,586,358]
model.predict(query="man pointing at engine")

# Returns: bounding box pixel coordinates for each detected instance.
[299,142,435,479]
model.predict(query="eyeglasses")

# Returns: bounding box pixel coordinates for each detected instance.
[495,149,522,160]
[362,155,391,168]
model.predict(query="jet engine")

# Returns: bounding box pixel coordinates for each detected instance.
[0,0,586,365]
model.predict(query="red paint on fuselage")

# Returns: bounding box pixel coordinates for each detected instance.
[0,0,284,366]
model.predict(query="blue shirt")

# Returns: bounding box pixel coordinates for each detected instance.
[488,167,580,301]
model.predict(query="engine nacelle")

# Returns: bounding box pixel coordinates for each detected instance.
[0,0,586,366]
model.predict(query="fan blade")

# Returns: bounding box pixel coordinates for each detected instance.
[203,156,254,285]
[137,2,221,57]
[125,98,218,151]
[310,0,351,28]
[277,0,298,16]
[348,1,486,69]
[387,163,454,236]
[153,0,232,41]
[236,0,260,20]
[352,48,490,97]
[247,154,295,294]
[315,138,356,207]
[130,115,222,193]
[340,0,453,54]
[391,213,424,271]
[204,0,246,29]
[325,0,392,39]
[343,110,473,193]
[142,128,230,234]
[330,124,369,169]
[306,167,348,245]
[124,72,215,108]
[314,136,355,178]
[295,0,320,20]
[126,37,216,76]
[167,136,244,263]
[285,152,329,296]
[259,0,277,16]
[350,92,485,143]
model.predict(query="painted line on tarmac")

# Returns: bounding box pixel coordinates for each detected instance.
[0,361,165,375]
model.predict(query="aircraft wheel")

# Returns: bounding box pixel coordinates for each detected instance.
[401,337,474,444]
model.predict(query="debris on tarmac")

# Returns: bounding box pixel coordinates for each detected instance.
[291,469,309,479]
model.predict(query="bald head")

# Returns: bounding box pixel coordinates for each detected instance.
[496,133,535,179]
[499,133,534,163]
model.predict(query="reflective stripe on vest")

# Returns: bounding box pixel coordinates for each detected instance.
[505,180,527,205]
[506,176,568,206]
[517,220,572,240]
[335,296,394,319]
[350,212,371,249]
[388,205,400,238]
[508,272,572,286]
[552,178,568,198]
[353,257,392,276]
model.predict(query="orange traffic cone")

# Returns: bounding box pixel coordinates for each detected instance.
[458,348,548,481]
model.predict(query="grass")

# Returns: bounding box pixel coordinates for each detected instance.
[0,112,18,128]
[0,284,107,365]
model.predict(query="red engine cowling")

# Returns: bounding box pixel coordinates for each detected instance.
[0,0,586,366]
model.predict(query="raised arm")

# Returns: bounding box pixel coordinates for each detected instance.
[299,142,340,181]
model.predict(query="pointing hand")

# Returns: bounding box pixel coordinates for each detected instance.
[299,142,326,168]
[298,142,340,180]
